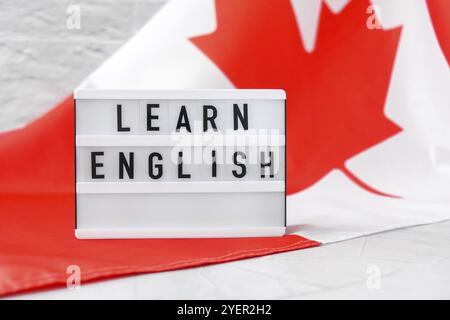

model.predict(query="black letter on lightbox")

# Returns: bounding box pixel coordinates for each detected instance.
[147,104,160,131]
[232,151,247,178]
[178,151,191,179]
[211,150,217,178]
[203,105,218,132]
[119,152,134,179]
[91,151,105,179]
[176,106,192,133]
[260,151,274,178]
[233,103,248,130]
[117,104,130,132]
[149,152,163,179]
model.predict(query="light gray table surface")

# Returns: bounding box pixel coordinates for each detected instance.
[8,221,450,299]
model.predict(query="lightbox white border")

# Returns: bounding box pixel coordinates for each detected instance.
[75,227,286,239]
[74,89,287,239]
[77,181,284,194]
[76,134,286,147]
[74,89,286,100]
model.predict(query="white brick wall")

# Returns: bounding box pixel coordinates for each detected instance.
[0,0,167,130]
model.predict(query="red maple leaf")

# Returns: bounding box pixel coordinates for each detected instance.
[427,0,450,65]
[191,0,402,196]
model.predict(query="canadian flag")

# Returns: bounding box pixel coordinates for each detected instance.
[0,0,448,296]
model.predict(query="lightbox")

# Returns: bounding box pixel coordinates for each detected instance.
[74,89,286,239]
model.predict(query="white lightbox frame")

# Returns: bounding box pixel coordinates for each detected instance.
[75,89,286,239]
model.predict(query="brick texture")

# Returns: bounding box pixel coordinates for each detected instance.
[0,0,167,130]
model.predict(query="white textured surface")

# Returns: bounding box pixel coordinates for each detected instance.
[0,0,167,131]
[9,220,450,299]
